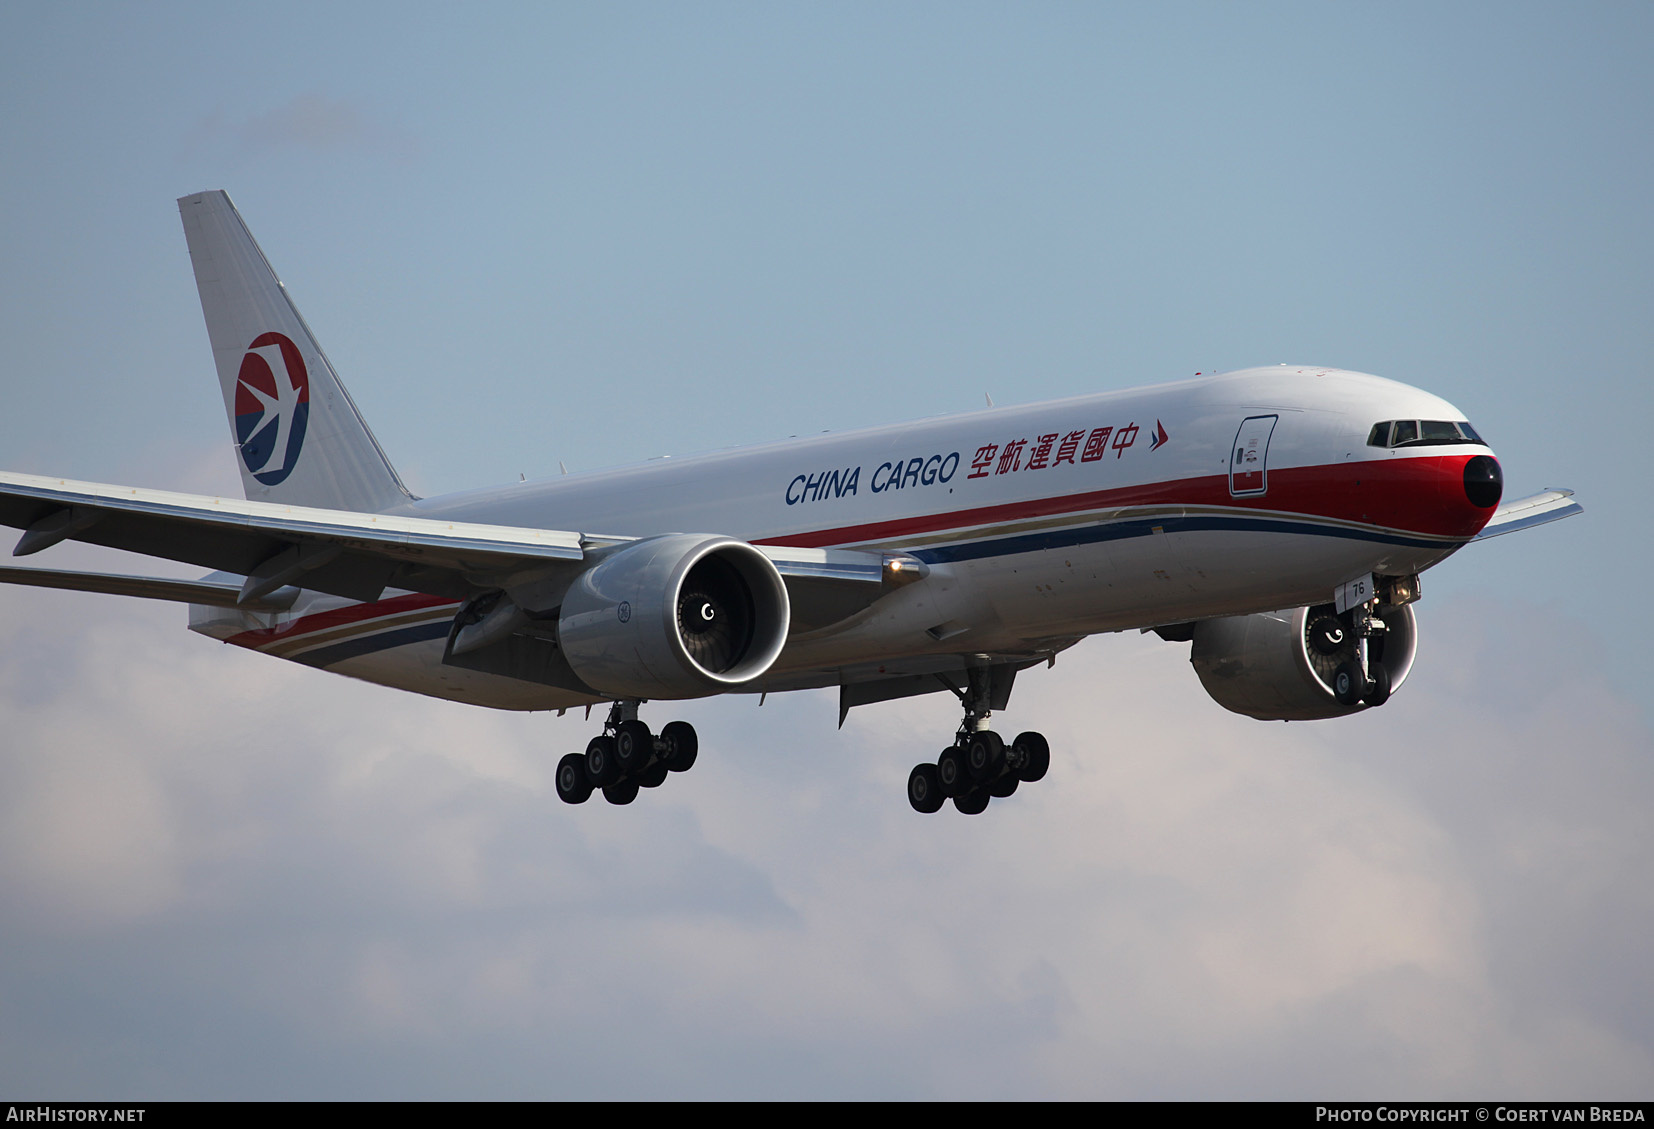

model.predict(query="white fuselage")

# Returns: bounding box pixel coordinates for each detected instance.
[190,366,1497,711]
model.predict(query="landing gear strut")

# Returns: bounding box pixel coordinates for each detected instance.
[556,700,699,806]
[1331,599,1393,709]
[907,666,1050,815]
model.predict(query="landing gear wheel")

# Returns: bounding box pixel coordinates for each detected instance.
[1365,660,1392,707]
[937,746,969,797]
[1012,732,1050,783]
[953,789,990,815]
[638,761,669,789]
[989,773,1019,799]
[966,730,1005,781]
[555,752,594,804]
[907,764,945,814]
[614,719,654,773]
[585,735,621,786]
[1332,660,1365,707]
[660,720,699,772]
[603,778,640,805]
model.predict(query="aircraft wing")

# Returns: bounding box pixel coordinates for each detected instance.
[0,471,889,616]
[0,564,296,610]
[1472,489,1583,540]
[0,469,591,604]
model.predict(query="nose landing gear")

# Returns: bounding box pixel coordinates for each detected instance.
[1327,596,1396,709]
[556,700,700,805]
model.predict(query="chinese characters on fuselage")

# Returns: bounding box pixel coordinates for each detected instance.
[783,421,1141,506]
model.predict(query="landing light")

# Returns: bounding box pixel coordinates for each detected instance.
[883,554,928,588]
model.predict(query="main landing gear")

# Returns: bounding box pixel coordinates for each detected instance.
[555,700,698,806]
[906,668,1050,816]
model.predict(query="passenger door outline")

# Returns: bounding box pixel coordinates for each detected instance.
[1229,415,1278,497]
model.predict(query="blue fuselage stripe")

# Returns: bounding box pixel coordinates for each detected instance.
[907,513,1455,564]
[290,621,451,669]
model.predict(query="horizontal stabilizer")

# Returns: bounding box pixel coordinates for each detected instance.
[1473,489,1583,540]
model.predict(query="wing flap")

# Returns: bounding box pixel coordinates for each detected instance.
[0,565,294,610]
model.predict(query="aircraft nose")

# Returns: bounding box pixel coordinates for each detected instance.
[1463,454,1503,509]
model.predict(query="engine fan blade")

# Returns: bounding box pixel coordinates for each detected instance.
[678,556,755,673]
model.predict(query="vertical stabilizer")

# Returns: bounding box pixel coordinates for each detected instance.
[178,191,413,512]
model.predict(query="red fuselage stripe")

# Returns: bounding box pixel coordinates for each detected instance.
[756,454,1491,548]
[228,591,456,648]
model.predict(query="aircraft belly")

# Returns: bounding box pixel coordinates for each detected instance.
[195,595,596,712]
[323,640,592,711]
[776,518,1464,673]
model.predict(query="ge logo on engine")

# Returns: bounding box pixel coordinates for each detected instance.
[617,601,632,623]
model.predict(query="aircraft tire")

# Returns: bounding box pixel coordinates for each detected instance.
[937,746,969,797]
[603,779,640,806]
[966,731,1005,781]
[614,719,653,773]
[660,721,699,772]
[953,789,990,816]
[556,753,594,804]
[1013,732,1050,782]
[989,773,1018,799]
[1365,661,1392,707]
[586,735,622,786]
[639,761,670,788]
[907,763,945,814]
[1333,661,1365,707]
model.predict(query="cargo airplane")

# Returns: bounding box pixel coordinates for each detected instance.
[0,192,1582,815]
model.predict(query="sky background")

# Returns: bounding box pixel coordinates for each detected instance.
[0,1,1649,1099]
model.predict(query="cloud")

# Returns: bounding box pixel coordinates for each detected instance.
[0,587,1647,1097]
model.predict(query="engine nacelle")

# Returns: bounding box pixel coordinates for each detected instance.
[1190,604,1418,721]
[559,534,791,700]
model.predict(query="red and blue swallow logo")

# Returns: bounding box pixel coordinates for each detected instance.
[1150,420,1170,451]
[234,332,310,486]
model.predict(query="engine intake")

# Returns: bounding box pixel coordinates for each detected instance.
[559,534,791,699]
[1190,603,1418,721]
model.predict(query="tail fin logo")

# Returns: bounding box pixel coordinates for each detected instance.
[234,332,311,485]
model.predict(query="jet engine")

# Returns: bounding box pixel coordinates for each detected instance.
[1189,603,1418,721]
[558,534,791,699]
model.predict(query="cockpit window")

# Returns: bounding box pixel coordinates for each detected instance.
[1365,419,1485,448]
